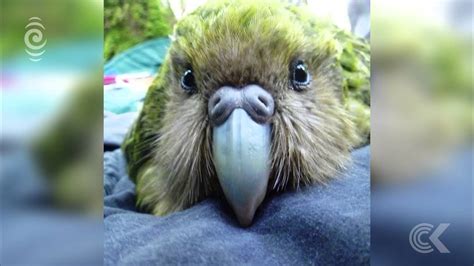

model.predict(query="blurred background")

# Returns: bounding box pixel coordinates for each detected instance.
[1,0,472,265]
[371,0,472,265]
[1,0,104,265]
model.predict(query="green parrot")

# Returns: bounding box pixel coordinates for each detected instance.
[123,0,370,226]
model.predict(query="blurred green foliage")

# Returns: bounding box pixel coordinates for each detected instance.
[371,17,472,183]
[104,0,175,61]
[373,19,472,137]
[373,19,471,97]
[0,0,102,59]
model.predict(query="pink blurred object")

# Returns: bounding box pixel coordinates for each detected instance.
[104,75,116,85]
[104,72,155,86]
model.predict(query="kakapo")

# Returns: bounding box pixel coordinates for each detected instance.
[123,0,370,226]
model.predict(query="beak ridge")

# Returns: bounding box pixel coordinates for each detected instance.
[212,108,271,226]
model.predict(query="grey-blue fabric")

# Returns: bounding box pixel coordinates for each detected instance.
[104,142,370,265]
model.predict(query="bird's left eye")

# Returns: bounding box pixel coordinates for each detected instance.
[181,69,196,92]
[291,61,311,90]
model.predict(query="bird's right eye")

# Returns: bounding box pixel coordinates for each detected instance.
[181,69,196,93]
[290,60,311,91]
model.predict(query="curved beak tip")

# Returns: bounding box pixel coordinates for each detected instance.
[232,195,265,227]
[235,209,256,227]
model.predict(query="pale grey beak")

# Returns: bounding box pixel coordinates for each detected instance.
[209,85,274,226]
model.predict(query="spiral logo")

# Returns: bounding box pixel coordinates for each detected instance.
[24,17,47,62]
[409,223,450,254]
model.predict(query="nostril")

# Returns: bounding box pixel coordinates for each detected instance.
[210,98,223,116]
[210,85,275,125]
[242,86,275,123]
[258,96,268,107]
[208,86,241,125]
[213,96,221,106]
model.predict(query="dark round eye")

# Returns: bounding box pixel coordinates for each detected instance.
[181,69,196,92]
[291,61,311,90]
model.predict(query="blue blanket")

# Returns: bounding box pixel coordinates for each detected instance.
[103,113,370,265]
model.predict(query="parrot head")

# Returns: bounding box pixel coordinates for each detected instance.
[124,0,362,226]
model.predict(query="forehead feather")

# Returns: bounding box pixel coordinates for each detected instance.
[173,1,311,65]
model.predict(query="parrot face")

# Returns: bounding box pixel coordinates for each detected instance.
[124,0,363,226]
